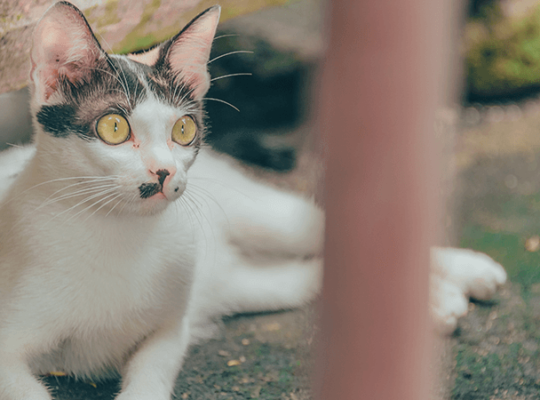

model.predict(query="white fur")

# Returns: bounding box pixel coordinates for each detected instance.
[0,137,507,399]
[430,247,507,334]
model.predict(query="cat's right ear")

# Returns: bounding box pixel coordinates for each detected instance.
[30,1,106,104]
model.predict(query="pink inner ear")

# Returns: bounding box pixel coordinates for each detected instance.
[31,2,103,102]
[128,47,161,66]
[167,7,221,99]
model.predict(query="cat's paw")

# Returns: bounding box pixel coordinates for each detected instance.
[430,276,469,335]
[432,247,507,300]
[430,247,507,334]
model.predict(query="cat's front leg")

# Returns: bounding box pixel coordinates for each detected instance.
[115,316,190,400]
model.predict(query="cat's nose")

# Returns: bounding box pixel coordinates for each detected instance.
[150,167,176,190]
[156,169,170,187]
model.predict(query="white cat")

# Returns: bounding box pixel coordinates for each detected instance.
[0,2,506,400]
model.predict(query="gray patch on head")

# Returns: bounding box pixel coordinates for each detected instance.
[36,55,150,139]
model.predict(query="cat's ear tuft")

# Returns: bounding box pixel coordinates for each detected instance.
[159,6,221,99]
[31,1,106,103]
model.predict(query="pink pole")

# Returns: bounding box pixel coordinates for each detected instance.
[315,1,456,399]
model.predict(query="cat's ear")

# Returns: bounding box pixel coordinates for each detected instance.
[157,6,221,99]
[30,1,106,103]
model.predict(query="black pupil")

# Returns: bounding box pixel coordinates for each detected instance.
[114,122,118,132]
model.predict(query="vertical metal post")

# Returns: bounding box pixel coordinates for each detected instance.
[315,1,457,399]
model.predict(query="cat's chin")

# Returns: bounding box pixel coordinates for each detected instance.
[133,196,173,216]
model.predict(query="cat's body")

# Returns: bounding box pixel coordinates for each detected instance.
[0,140,323,394]
[0,2,506,400]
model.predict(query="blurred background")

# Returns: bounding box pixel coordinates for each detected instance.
[5,0,540,398]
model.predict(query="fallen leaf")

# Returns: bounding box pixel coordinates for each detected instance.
[47,371,67,377]
[218,350,231,357]
[251,386,262,398]
[87,381,97,388]
[263,322,281,331]
[241,338,250,346]
[526,235,540,252]
[239,356,246,363]
[227,359,241,367]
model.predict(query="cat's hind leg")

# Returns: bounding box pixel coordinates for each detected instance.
[217,257,323,314]
[225,191,324,260]
[189,252,322,341]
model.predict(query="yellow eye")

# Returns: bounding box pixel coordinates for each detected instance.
[172,116,197,146]
[96,114,130,145]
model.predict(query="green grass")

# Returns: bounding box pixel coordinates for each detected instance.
[460,225,540,289]
[454,181,540,398]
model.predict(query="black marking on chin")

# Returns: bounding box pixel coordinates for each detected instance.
[139,183,161,199]
[37,104,90,138]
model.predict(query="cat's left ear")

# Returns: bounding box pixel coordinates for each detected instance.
[130,6,221,100]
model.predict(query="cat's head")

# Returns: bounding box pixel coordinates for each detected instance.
[29,1,220,215]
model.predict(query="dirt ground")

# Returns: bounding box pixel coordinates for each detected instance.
[440,101,540,400]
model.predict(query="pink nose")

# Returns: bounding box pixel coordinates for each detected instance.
[151,167,176,191]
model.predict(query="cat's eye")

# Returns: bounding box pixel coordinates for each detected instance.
[172,116,197,146]
[96,114,130,145]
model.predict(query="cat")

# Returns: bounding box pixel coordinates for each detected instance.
[0,2,507,400]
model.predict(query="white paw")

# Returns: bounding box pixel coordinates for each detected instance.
[430,275,468,335]
[432,247,507,300]
[430,247,507,334]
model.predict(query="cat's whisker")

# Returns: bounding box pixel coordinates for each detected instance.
[97,34,134,106]
[207,50,253,64]
[183,190,217,243]
[185,184,224,215]
[105,193,130,217]
[7,176,120,204]
[100,35,133,104]
[189,178,253,200]
[201,97,240,112]
[180,193,211,254]
[177,196,202,246]
[176,84,200,107]
[213,33,240,41]
[181,193,206,234]
[79,65,131,104]
[46,187,120,226]
[172,81,188,106]
[63,190,121,225]
[84,193,124,222]
[177,198,196,242]
[117,192,137,216]
[38,184,120,210]
[41,180,119,204]
[104,60,132,106]
[210,73,252,83]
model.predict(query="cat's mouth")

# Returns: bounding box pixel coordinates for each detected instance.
[138,182,164,199]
